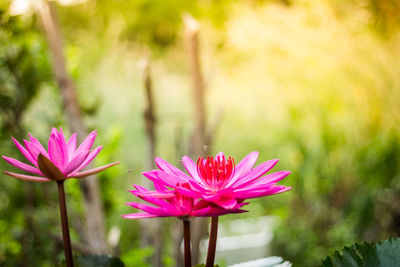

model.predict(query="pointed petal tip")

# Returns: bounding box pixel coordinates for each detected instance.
[250,151,259,156]
[69,161,120,178]
[4,171,51,182]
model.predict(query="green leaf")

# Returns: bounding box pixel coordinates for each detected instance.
[321,238,400,267]
[73,254,124,267]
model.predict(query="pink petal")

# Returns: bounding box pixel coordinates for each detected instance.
[227,185,292,199]
[67,133,77,157]
[134,183,169,193]
[24,135,49,159]
[125,202,167,216]
[2,156,43,176]
[72,146,103,173]
[202,194,222,201]
[182,156,204,184]
[187,179,210,194]
[231,151,259,180]
[144,170,187,188]
[74,130,97,156]
[57,127,69,166]
[154,181,169,191]
[4,171,51,182]
[228,159,280,188]
[134,190,174,199]
[241,171,291,189]
[11,137,37,166]
[122,213,160,219]
[213,197,238,209]
[132,191,172,207]
[155,157,188,177]
[69,162,119,178]
[193,206,247,217]
[176,185,202,198]
[48,133,65,169]
[63,150,90,175]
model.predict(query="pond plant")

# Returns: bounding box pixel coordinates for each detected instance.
[2,128,119,267]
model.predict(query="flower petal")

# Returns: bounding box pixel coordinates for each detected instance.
[182,156,204,184]
[2,156,42,176]
[228,159,280,188]
[143,170,187,188]
[121,213,160,219]
[63,150,90,175]
[176,184,202,198]
[71,146,103,174]
[155,157,188,177]
[132,191,172,207]
[69,162,119,178]
[48,132,65,169]
[4,171,51,182]
[213,197,238,210]
[242,171,291,189]
[57,127,69,166]
[28,133,48,156]
[231,151,259,180]
[74,130,97,156]
[227,185,292,199]
[125,202,167,216]
[67,133,77,158]
[24,134,49,160]
[193,206,247,217]
[11,137,37,166]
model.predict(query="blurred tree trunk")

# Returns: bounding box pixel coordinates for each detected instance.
[140,57,163,266]
[33,0,108,254]
[183,14,209,265]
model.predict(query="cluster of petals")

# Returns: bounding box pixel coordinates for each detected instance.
[142,151,291,210]
[2,127,119,182]
[122,183,248,219]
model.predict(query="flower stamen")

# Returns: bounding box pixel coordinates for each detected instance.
[197,156,235,191]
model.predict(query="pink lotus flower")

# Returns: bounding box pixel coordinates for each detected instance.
[143,152,291,209]
[122,183,248,219]
[2,127,119,182]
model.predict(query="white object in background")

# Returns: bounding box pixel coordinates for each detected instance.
[228,256,292,267]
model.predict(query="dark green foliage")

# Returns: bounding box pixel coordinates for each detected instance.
[321,238,400,267]
[0,4,52,137]
[60,254,124,267]
[75,254,124,267]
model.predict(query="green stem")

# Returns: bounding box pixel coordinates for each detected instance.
[205,216,219,267]
[57,181,74,267]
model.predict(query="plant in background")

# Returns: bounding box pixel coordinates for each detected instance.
[124,151,291,267]
[2,127,119,267]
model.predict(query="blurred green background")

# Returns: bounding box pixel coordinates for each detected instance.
[1,0,400,266]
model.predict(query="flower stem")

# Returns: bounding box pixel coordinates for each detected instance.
[56,181,74,267]
[183,219,192,267]
[206,216,219,267]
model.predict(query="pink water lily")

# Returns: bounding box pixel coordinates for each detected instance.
[122,183,248,219]
[143,151,291,209]
[2,127,119,182]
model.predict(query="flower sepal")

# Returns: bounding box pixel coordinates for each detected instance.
[37,153,66,181]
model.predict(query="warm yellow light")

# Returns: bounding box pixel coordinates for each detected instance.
[57,0,87,6]
[9,0,32,16]
[9,0,88,16]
